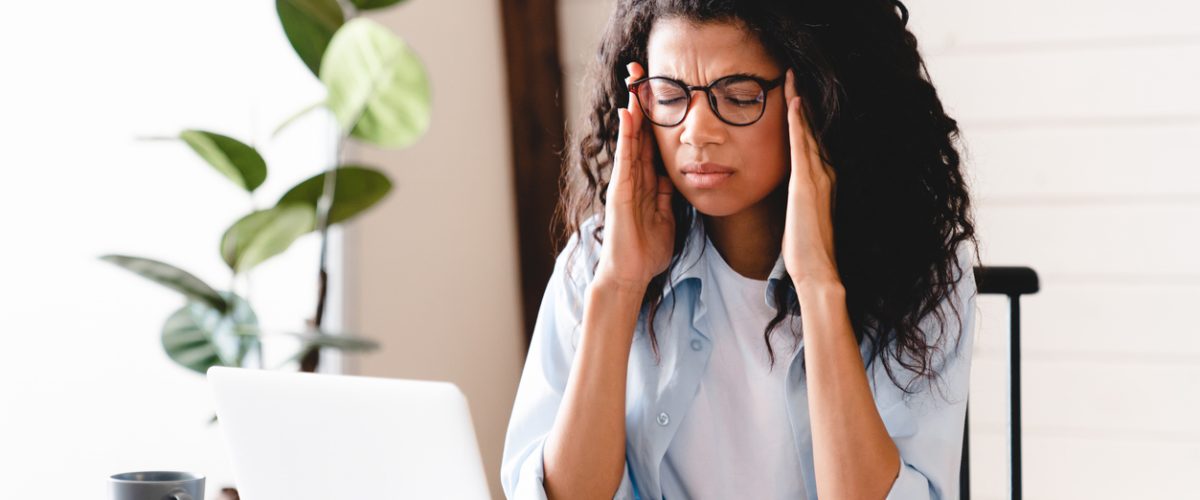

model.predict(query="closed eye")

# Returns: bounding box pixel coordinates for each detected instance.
[723,96,761,106]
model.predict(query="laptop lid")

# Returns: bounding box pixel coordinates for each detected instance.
[208,366,491,500]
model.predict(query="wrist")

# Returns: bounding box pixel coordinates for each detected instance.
[584,275,647,344]
[793,276,844,302]
[591,273,649,299]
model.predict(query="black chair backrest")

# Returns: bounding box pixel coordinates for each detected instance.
[962,266,1039,500]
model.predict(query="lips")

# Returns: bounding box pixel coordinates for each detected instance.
[681,162,735,174]
[680,162,734,189]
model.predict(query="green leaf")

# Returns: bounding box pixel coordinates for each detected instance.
[99,255,228,314]
[179,130,267,192]
[234,327,261,368]
[220,205,316,273]
[320,18,432,148]
[277,166,392,225]
[287,329,380,352]
[162,292,259,375]
[349,0,408,10]
[276,0,345,76]
[271,100,327,139]
[219,167,390,274]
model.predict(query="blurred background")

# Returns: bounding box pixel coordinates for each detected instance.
[1,0,1196,499]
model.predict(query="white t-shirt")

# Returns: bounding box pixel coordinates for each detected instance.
[659,235,808,499]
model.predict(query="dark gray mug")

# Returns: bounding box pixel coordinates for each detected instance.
[109,471,205,500]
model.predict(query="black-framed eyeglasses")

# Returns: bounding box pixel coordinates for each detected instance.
[628,73,785,127]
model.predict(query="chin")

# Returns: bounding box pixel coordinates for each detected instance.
[682,193,749,218]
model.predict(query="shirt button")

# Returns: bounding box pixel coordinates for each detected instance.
[690,339,703,351]
[657,412,670,426]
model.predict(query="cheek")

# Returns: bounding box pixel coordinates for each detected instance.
[737,123,789,185]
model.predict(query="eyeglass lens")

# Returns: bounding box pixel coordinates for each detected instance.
[636,77,767,126]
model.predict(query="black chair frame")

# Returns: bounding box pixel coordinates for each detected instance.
[962,266,1039,500]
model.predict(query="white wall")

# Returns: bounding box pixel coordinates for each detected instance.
[559,0,1200,498]
[908,1,1200,498]
[341,1,525,499]
[0,1,338,498]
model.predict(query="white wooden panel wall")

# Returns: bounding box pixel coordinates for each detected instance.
[558,1,1200,498]
[909,1,1200,498]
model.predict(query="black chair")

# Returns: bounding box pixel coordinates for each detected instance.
[961,266,1039,500]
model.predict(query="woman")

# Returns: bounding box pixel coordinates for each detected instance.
[502,0,979,498]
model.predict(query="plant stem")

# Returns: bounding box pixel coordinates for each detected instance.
[300,126,350,372]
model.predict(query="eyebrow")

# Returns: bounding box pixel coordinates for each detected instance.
[652,71,774,85]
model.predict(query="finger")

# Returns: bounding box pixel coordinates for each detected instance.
[627,104,646,196]
[627,62,646,138]
[656,176,673,215]
[785,70,810,187]
[625,62,641,126]
[792,98,835,252]
[784,67,796,107]
[625,61,657,195]
[796,98,834,187]
[633,101,658,193]
[613,108,632,188]
[795,101,821,174]
[783,74,831,184]
[639,127,657,194]
[787,69,830,187]
[791,90,830,211]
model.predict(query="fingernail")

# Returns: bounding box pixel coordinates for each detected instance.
[626,62,635,75]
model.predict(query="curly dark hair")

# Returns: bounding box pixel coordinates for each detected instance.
[554,0,980,396]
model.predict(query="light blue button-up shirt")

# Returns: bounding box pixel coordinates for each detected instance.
[501,209,977,500]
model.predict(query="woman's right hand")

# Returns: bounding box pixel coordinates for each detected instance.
[593,61,677,294]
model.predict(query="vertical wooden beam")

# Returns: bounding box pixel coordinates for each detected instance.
[498,0,567,348]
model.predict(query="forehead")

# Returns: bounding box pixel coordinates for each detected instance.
[645,17,779,82]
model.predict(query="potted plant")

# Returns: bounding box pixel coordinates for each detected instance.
[102,0,431,390]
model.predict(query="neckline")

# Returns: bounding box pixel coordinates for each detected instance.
[704,235,770,285]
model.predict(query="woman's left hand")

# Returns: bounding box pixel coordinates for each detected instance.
[782,68,840,288]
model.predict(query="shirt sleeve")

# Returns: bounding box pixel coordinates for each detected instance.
[499,216,638,500]
[881,243,979,500]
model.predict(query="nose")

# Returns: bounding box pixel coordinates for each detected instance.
[678,91,726,148]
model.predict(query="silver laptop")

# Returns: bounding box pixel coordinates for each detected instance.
[208,366,491,500]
